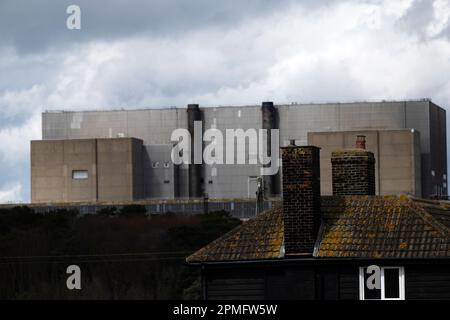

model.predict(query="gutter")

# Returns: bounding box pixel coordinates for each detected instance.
[187,256,450,267]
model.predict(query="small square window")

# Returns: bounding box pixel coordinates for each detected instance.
[72,170,88,180]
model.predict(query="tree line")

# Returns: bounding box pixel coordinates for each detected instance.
[0,205,241,299]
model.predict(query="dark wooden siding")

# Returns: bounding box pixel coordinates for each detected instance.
[337,267,359,300]
[206,268,265,300]
[405,265,450,300]
[203,261,450,300]
[207,278,265,300]
[266,267,316,300]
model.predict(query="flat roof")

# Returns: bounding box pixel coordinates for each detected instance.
[43,98,434,114]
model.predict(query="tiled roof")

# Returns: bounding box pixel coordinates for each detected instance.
[186,206,284,263]
[317,195,449,258]
[186,195,450,263]
[408,197,450,228]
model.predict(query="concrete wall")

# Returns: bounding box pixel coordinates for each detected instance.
[31,138,144,203]
[41,100,445,199]
[308,129,421,196]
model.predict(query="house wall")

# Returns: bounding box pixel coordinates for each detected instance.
[203,261,450,300]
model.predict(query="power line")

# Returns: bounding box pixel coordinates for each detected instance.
[0,256,188,266]
[0,251,195,265]
[0,251,193,260]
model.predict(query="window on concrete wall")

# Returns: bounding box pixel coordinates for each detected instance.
[72,170,89,180]
[359,266,405,300]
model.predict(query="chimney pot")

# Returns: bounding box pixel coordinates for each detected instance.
[356,135,366,149]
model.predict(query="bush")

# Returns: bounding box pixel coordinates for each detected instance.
[118,205,147,218]
[167,210,241,250]
[96,207,118,217]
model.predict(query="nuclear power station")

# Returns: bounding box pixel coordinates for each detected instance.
[31,99,447,203]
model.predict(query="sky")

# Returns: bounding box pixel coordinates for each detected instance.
[0,0,450,202]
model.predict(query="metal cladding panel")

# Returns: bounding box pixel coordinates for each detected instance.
[42,112,69,139]
[429,102,447,197]
[277,102,409,145]
[405,101,430,153]
[43,109,187,144]
[202,106,263,198]
[41,100,442,199]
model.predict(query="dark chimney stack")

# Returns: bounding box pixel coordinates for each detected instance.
[281,143,321,256]
[187,104,203,198]
[331,136,375,196]
[261,101,279,197]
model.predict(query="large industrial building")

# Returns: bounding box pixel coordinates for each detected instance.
[31,99,447,203]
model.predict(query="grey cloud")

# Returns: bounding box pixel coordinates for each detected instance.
[0,0,294,53]
[397,0,436,38]
[397,0,450,41]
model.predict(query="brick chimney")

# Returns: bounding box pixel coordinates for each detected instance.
[281,141,321,256]
[331,136,375,195]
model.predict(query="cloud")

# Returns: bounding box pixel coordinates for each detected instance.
[427,0,450,37]
[0,0,291,53]
[0,85,46,119]
[0,112,41,165]
[0,0,450,201]
[38,0,447,107]
[0,183,23,203]
[0,112,41,202]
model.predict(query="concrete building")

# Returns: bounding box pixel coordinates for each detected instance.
[35,99,447,202]
[308,129,422,196]
[31,138,144,203]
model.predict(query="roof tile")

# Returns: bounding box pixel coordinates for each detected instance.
[187,195,450,263]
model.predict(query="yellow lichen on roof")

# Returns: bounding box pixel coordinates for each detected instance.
[187,195,450,264]
[186,206,284,263]
[316,196,449,258]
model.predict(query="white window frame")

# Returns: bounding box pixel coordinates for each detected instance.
[359,266,405,300]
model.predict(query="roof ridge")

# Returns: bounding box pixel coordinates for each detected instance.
[406,198,449,239]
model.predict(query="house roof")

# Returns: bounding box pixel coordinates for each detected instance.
[186,195,450,264]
